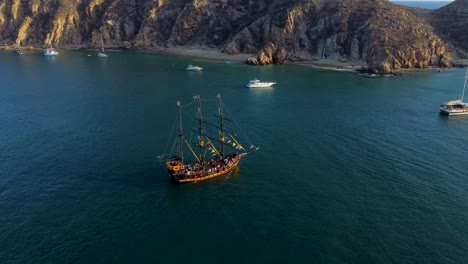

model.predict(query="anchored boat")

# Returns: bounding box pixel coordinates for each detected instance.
[440,67,468,115]
[12,43,22,55]
[160,95,259,183]
[186,65,203,71]
[246,79,276,88]
[97,32,108,58]
[44,47,59,56]
[12,49,22,55]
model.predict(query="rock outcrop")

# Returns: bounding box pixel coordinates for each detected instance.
[0,0,467,73]
[246,42,288,65]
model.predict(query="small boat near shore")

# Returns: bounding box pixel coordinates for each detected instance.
[246,79,276,88]
[159,95,259,183]
[12,49,22,55]
[44,47,59,56]
[440,67,468,116]
[12,43,23,55]
[186,65,203,71]
[97,32,108,58]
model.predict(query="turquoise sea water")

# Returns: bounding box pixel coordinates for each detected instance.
[1,50,468,263]
[391,1,452,9]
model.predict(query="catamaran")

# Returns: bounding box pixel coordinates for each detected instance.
[97,33,108,58]
[160,95,259,183]
[440,67,468,115]
[246,79,276,88]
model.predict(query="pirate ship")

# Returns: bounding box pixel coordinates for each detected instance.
[160,95,259,183]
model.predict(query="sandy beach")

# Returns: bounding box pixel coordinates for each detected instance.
[143,46,364,72]
[291,59,364,71]
[143,47,251,63]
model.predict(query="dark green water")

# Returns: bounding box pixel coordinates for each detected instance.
[1,51,467,263]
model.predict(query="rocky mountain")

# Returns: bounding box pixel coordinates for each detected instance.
[432,0,468,52]
[0,0,466,73]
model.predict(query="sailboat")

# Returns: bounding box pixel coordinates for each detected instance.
[440,67,468,115]
[97,32,108,58]
[160,95,259,183]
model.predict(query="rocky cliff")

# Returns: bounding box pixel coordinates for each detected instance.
[0,0,466,73]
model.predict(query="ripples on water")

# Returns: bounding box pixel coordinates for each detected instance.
[0,51,467,263]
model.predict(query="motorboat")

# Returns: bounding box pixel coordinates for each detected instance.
[186,65,203,71]
[246,79,276,88]
[97,52,108,58]
[44,48,59,56]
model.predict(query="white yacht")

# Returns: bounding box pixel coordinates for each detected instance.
[97,32,108,58]
[44,47,59,56]
[246,79,276,88]
[186,65,203,71]
[440,67,468,115]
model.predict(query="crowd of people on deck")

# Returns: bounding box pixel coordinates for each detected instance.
[180,153,239,178]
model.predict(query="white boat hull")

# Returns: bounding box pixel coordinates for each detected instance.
[44,52,59,56]
[97,52,108,58]
[186,67,203,71]
[247,82,276,88]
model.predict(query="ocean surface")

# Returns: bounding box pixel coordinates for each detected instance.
[391,1,452,9]
[1,50,467,264]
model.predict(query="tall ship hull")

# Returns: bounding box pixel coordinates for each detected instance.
[167,153,246,183]
[160,95,258,184]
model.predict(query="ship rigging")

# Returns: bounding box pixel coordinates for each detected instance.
[158,95,259,183]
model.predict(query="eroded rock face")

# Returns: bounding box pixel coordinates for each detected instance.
[246,42,288,65]
[0,0,466,73]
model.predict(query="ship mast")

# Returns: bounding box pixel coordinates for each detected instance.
[462,67,468,101]
[195,95,205,162]
[217,94,225,158]
[100,32,105,53]
[177,101,184,163]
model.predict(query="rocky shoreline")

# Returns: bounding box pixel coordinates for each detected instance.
[1,0,467,75]
[3,43,467,76]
